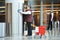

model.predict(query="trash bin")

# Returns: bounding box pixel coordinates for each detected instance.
[0,23,6,37]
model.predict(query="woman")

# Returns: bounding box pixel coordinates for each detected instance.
[20,6,33,36]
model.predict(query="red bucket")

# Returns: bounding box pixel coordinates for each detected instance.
[36,26,46,36]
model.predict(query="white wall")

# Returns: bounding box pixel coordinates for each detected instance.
[0,23,6,37]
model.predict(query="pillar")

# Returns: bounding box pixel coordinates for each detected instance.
[5,0,24,36]
[40,0,43,26]
[51,0,53,12]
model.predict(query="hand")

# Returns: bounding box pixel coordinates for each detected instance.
[18,9,21,13]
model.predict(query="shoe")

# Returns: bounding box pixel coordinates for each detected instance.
[26,35,32,36]
[40,36,42,38]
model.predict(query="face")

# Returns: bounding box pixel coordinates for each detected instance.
[27,6,30,9]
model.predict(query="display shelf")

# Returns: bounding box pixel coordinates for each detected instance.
[0,6,5,8]
[0,0,5,22]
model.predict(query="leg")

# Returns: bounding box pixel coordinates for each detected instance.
[57,21,60,32]
[27,22,32,36]
[50,21,52,30]
[58,21,59,30]
[47,21,50,30]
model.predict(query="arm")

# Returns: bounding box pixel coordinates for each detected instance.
[20,11,31,14]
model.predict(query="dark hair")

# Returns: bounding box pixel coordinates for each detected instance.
[27,6,31,8]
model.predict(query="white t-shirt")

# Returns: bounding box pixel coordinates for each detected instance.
[51,13,54,21]
[20,11,31,14]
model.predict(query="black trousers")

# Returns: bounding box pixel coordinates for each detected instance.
[47,21,52,30]
[27,22,32,36]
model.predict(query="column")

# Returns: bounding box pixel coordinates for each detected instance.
[40,0,43,26]
[51,0,53,12]
[5,0,24,37]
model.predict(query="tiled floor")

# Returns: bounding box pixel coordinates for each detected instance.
[0,29,60,40]
[0,35,60,40]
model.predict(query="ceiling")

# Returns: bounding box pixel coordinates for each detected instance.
[27,0,60,4]
[43,0,60,4]
[25,0,60,12]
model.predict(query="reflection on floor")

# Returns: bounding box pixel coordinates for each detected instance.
[0,29,60,40]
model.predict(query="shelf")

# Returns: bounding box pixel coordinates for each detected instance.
[0,1,5,22]
[24,0,27,1]
[0,10,5,12]
[0,14,5,15]
[0,6,5,8]
[0,1,5,2]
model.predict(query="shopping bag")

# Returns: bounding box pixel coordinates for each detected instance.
[35,27,39,35]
